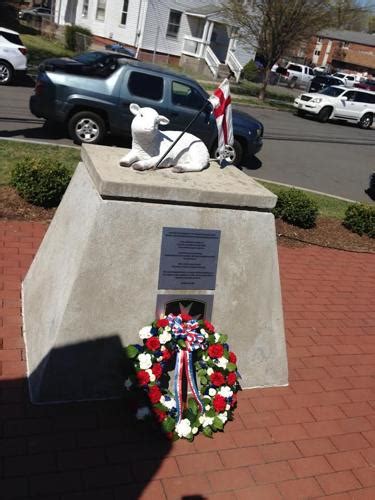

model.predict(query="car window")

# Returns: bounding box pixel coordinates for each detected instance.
[346,76,355,81]
[288,64,302,72]
[319,86,345,97]
[355,92,375,104]
[0,31,23,45]
[343,91,356,101]
[171,81,206,110]
[308,68,314,75]
[128,71,164,101]
[331,78,342,85]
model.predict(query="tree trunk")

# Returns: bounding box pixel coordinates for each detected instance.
[259,67,271,101]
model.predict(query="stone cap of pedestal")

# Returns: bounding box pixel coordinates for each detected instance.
[82,144,277,210]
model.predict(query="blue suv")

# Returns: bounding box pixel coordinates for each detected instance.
[30,58,263,165]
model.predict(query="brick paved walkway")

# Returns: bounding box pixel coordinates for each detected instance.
[0,221,375,500]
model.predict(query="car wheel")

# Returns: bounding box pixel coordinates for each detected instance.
[359,113,373,130]
[317,106,332,123]
[288,77,297,89]
[68,111,106,144]
[213,139,243,166]
[0,61,14,85]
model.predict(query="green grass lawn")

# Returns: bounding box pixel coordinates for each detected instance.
[0,140,80,185]
[22,34,74,68]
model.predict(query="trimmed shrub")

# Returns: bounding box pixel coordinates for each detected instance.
[242,60,259,82]
[10,156,72,208]
[273,188,319,228]
[343,203,375,238]
[65,25,92,51]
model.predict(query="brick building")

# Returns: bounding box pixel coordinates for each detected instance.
[306,29,375,76]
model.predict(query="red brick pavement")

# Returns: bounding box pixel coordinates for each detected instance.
[0,220,374,499]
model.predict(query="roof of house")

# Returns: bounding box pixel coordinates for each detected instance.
[317,29,375,47]
[185,4,226,22]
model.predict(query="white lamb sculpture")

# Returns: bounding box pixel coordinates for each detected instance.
[119,103,210,172]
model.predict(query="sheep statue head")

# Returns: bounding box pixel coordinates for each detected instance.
[119,103,210,173]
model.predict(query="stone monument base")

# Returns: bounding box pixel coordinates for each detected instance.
[22,145,288,403]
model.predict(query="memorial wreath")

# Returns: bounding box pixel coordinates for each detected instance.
[124,313,239,441]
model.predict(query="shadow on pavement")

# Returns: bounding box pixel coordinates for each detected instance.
[0,336,173,499]
[241,155,262,171]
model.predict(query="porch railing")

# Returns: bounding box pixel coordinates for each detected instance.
[226,50,242,82]
[205,46,220,79]
[182,36,221,79]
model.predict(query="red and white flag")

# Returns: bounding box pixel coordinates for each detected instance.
[208,78,234,161]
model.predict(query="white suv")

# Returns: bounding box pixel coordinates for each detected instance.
[294,86,375,129]
[0,27,28,85]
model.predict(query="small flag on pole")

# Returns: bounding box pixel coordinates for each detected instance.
[208,78,234,162]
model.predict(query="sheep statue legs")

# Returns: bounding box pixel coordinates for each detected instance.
[119,103,210,173]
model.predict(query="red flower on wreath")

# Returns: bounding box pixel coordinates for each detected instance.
[181,313,192,322]
[146,337,161,351]
[152,363,163,379]
[136,370,150,386]
[153,408,167,422]
[149,385,162,404]
[157,318,169,328]
[213,394,227,412]
[227,372,237,386]
[208,344,224,359]
[210,371,225,386]
[162,348,172,361]
[229,351,237,364]
[204,320,215,333]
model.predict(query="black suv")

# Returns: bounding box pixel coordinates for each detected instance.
[308,75,344,93]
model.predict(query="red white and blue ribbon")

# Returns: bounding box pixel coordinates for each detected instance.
[167,314,205,423]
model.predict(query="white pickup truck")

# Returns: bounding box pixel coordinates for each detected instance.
[280,62,315,88]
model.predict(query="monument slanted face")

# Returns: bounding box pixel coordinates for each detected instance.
[119,103,210,173]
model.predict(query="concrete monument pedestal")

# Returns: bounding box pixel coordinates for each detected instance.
[22,144,288,403]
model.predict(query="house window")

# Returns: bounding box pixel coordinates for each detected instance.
[317,37,322,42]
[82,0,89,18]
[314,50,321,56]
[96,0,106,21]
[166,10,182,38]
[120,0,129,25]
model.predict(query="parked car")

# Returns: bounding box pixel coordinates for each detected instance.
[281,62,315,88]
[30,59,264,165]
[308,75,345,93]
[104,44,136,59]
[294,85,375,129]
[18,7,51,21]
[38,50,134,77]
[331,72,356,87]
[355,79,375,92]
[0,27,27,85]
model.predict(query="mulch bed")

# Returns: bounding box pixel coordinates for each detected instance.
[0,187,373,253]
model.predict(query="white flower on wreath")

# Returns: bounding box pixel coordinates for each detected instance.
[208,388,216,396]
[192,426,199,434]
[124,378,132,390]
[175,418,192,438]
[160,395,176,410]
[218,411,228,424]
[138,352,152,370]
[146,369,156,382]
[226,404,231,411]
[219,386,233,398]
[164,326,171,332]
[215,357,228,369]
[214,333,221,342]
[159,331,172,344]
[139,326,152,339]
[206,367,214,376]
[199,414,214,427]
[136,406,151,420]
[200,328,209,338]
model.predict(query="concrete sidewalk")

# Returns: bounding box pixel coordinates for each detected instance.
[0,221,374,499]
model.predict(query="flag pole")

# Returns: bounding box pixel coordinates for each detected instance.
[154,71,234,170]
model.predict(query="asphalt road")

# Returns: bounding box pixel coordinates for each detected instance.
[0,82,374,203]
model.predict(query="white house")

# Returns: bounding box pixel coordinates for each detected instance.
[53,0,255,80]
